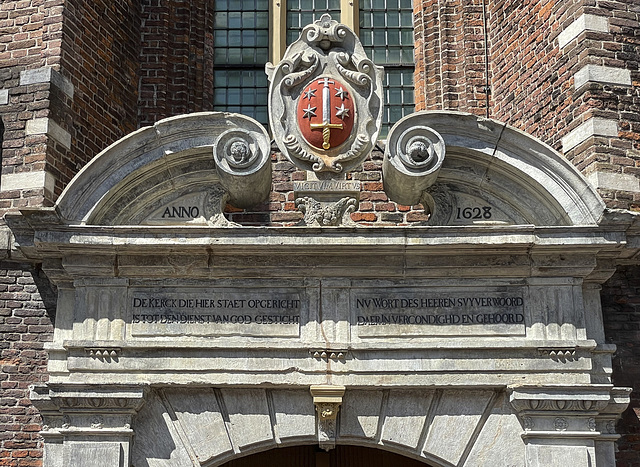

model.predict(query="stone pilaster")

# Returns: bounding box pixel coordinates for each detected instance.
[30,384,147,467]
[509,385,630,467]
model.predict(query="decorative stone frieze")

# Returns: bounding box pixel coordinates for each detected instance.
[538,347,577,362]
[85,347,121,361]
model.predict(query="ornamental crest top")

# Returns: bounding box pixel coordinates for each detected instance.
[266,14,384,174]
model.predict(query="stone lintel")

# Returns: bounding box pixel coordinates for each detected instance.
[561,118,618,153]
[574,64,632,89]
[558,14,609,49]
[20,66,74,98]
[25,117,72,149]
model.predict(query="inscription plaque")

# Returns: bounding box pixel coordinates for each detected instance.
[129,288,304,337]
[352,288,526,337]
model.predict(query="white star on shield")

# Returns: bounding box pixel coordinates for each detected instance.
[335,87,348,100]
[302,104,317,119]
[303,88,317,100]
[335,103,349,119]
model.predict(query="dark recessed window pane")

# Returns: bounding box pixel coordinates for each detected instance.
[215,12,228,28]
[243,12,256,28]
[286,0,341,45]
[228,29,241,45]
[400,11,413,27]
[359,0,415,136]
[213,2,269,126]
[229,12,242,28]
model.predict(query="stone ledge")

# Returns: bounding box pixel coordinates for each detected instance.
[561,118,618,153]
[558,14,609,49]
[574,64,632,90]
[1,170,56,193]
[25,117,72,149]
[20,66,74,98]
[587,171,640,193]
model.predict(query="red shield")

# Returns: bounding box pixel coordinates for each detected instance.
[297,77,354,151]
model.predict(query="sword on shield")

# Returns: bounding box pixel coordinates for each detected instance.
[310,77,343,150]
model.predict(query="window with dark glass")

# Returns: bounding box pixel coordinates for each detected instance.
[211,0,415,136]
[359,0,415,136]
[213,0,270,125]
[286,0,341,45]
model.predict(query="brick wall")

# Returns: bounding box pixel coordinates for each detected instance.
[488,0,640,210]
[570,0,640,210]
[0,0,141,211]
[138,0,214,127]
[0,262,54,467]
[0,0,65,210]
[488,0,579,147]
[55,0,141,192]
[414,0,491,115]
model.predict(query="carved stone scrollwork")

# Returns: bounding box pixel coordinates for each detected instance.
[193,185,239,227]
[310,385,345,451]
[419,184,455,226]
[213,124,272,209]
[295,196,358,227]
[383,117,447,207]
[267,14,383,174]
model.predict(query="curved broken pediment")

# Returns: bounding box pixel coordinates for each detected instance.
[55,112,272,226]
[383,111,605,226]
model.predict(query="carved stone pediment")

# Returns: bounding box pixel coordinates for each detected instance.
[266,14,383,173]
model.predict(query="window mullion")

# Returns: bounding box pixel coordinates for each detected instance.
[270,0,287,64]
[341,0,358,34]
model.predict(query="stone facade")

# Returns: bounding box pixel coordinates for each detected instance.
[0,1,639,466]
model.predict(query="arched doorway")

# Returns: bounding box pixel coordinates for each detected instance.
[219,445,433,467]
